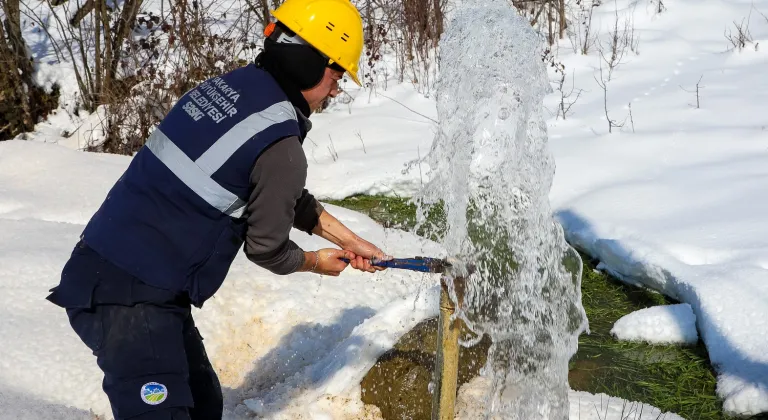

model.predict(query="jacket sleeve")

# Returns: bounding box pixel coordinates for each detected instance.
[293,189,324,233]
[244,136,308,275]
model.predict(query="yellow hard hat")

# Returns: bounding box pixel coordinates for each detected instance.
[270,0,364,86]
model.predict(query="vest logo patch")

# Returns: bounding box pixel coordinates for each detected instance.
[140,382,168,405]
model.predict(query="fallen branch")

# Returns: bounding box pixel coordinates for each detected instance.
[376,92,438,124]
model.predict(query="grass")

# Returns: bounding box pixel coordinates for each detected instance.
[327,194,755,420]
[571,257,725,419]
[327,194,422,231]
[327,194,445,243]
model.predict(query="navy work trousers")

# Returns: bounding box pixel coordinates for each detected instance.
[48,243,223,419]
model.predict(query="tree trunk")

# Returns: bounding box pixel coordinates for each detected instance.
[433,0,443,47]
[2,0,33,78]
[94,0,103,99]
[98,0,112,105]
[178,0,189,50]
[1,0,35,132]
[558,0,567,40]
[0,14,15,76]
[109,0,142,84]
[547,2,554,45]
[365,0,373,44]
[69,0,95,27]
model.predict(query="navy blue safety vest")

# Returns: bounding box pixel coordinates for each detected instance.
[82,64,303,306]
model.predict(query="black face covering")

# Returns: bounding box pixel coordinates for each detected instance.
[255,38,328,117]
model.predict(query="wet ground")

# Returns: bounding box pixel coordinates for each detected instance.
[361,318,491,419]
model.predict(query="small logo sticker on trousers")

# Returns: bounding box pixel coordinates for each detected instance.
[140,382,168,405]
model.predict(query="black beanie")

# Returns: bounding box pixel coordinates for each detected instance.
[255,37,328,116]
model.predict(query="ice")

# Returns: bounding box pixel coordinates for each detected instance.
[416,0,588,417]
[611,304,698,345]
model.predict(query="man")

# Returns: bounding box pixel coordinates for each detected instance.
[46,0,385,418]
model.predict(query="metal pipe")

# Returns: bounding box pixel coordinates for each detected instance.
[432,276,465,420]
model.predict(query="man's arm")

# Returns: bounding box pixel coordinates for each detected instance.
[245,137,309,275]
[244,136,353,276]
[293,188,324,234]
[312,209,390,272]
[245,137,385,275]
[312,209,357,248]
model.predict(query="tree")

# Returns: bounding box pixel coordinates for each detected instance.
[1,0,36,138]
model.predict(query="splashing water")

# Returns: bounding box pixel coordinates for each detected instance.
[415,0,589,418]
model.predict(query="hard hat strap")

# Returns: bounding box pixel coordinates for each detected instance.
[274,26,310,46]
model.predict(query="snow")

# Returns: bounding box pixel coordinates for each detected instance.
[19,106,109,151]
[611,304,699,345]
[240,288,439,418]
[304,83,437,200]
[456,376,685,420]
[5,0,768,416]
[0,386,93,420]
[545,0,768,414]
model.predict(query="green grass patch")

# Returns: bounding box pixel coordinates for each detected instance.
[571,256,725,419]
[330,195,760,420]
[327,195,421,231]
[327,194,446,242]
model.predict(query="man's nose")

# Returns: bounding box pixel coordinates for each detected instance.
[328,82,339,98]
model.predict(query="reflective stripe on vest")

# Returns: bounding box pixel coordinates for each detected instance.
[146,100,297,218]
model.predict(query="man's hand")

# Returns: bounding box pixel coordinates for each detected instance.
[312,209,391,273]
[342,235,391,273]
[301,249,354,276]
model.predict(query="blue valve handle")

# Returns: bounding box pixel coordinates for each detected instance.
[340,256,450,273]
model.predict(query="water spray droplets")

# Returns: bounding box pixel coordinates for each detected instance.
[416,0,588,418]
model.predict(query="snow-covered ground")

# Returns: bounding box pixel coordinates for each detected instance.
[305,84,437,200]
[611,304,699,345]
[4,0,768,417]
[456,376,685,420]
[546,0,768,415]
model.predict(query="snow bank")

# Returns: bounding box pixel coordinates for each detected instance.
[455,376,685,420]
[566,391,685,420]
[611,304,698,345]
[0,140,128,224]
[241,286,439,418]
[0,386,93,420]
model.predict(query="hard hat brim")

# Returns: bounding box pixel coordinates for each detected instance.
[347,71,361,87]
